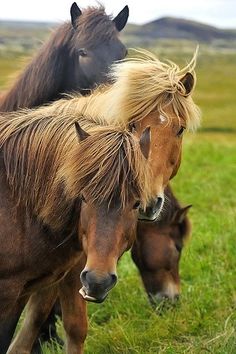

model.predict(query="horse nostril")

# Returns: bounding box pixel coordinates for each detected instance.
[156,197,163,210]
[80,270,89,286]
[81,270,117,292]
[110,273,118,287]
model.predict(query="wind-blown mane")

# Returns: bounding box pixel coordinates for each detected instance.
[0,23,74,111]
[0,109,151,231]
[44,49,201,130]
[0,6,117,112]
[107,49,201,130]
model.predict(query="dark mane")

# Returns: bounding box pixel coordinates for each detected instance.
[0,6,119,112]
[0,23,74,111]
[74,6,117,48]
[159,186,182,221]
[157,185,191,240]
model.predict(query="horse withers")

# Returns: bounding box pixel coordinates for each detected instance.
[132,185,192,306]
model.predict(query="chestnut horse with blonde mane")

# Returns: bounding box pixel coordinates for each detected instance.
[3,50,200,354]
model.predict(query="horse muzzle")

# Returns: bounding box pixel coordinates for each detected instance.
[79,286,107,303]
[79,270,117,303]
[138,196,164,221]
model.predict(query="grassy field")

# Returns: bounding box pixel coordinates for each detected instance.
[0,48,236,353]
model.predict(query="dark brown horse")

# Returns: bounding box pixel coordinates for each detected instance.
[132,185,192,306]
[0,2,129,111]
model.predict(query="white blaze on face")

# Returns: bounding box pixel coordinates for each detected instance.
[159,114,167,124]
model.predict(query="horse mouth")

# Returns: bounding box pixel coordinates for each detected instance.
[79,286,107,303]
[138,214,158,222]
[148,292,180,310]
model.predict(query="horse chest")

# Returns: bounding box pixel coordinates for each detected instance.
[22,251,82,295]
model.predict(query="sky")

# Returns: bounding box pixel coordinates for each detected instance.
[0,0,235,28]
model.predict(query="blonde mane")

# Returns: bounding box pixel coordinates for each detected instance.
[1,48,200,131]
[0,111,151,230]
[107,49,201,130]
[0,49,200,229]
[54,48,201,130]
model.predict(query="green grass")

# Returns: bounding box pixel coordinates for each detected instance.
[0,49,236,353]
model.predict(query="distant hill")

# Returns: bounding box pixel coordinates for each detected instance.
[0,17,236,53]
[122,17,236,45]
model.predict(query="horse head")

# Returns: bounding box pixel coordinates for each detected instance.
[70,123,151,303]
[69,3,129,90]
[132,189,192,306]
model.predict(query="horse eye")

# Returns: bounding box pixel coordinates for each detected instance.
[81,195,86,203]
[78,49,88,57]
[133,201,141,210]
[177,126,185,137]
[175,244,182,253]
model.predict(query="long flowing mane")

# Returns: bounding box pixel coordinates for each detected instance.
[107,49,201,130]
[0,6,117,112]
[0,110,151,231]
[31,49,200,130]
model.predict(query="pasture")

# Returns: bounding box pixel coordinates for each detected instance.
[0,49,236,353]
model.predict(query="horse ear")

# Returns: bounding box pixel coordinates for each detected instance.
[113,5,129,32]
[179,72,195,96]
[173,205,192,224]
[139,126,151,160]
[70,2,82,29]
[74,122,90,142]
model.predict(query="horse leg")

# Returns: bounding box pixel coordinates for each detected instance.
[32,299,63,353]
[7,285,58,354]
[0,280,27,354]
[59,257,87,354]
[0,299,26,354]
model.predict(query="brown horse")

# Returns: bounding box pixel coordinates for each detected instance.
[4,51,199,353]
[132,185,192,305]
[7,186,192,354]
[0,107,152,353]
[0,2,129,111]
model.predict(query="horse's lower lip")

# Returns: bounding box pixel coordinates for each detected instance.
[79,286,106,303]
[138,214,158,222]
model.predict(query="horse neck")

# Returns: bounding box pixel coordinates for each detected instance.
[0,23,75,112]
